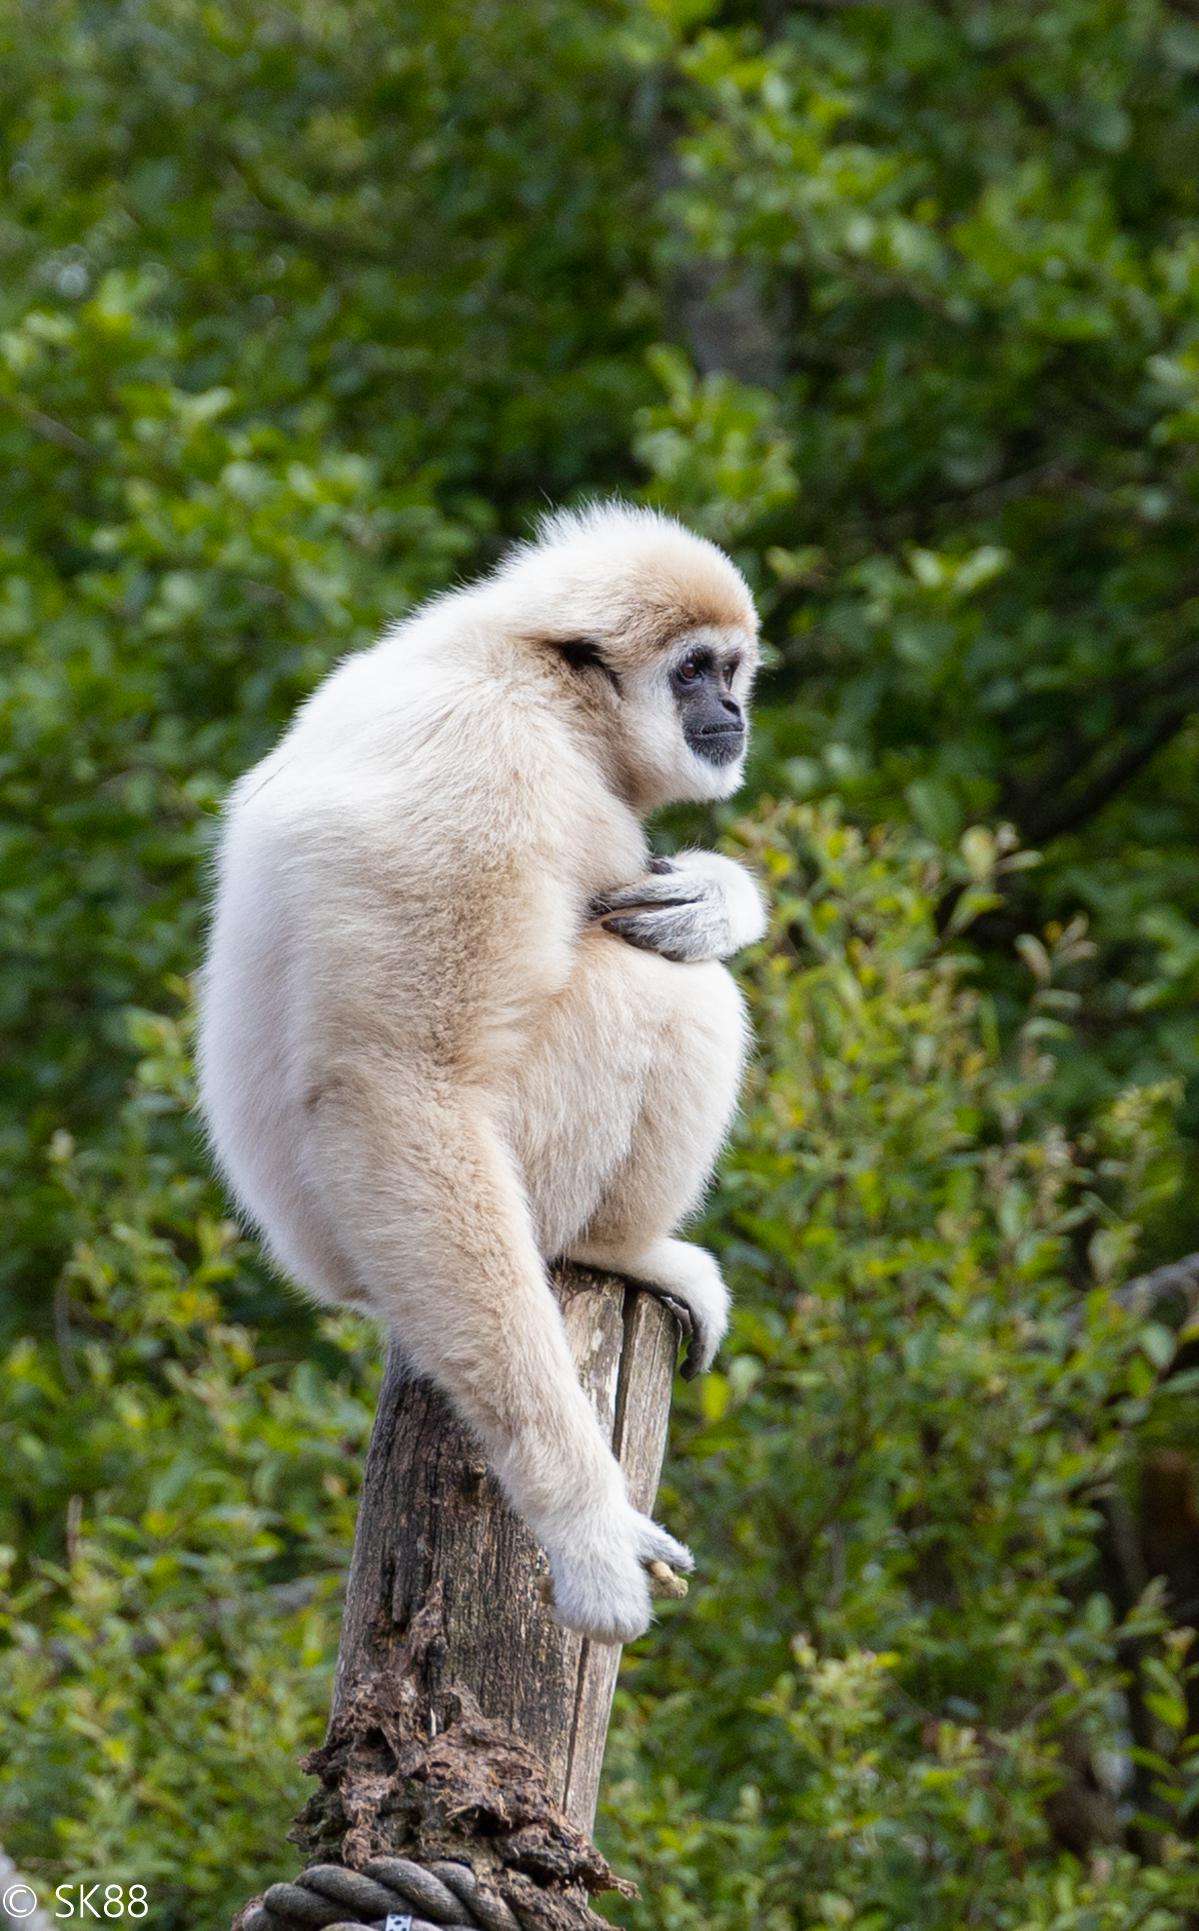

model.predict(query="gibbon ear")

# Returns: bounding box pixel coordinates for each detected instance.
[555,637,621,691]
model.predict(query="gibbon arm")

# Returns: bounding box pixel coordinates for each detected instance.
[305,1074,690,1644]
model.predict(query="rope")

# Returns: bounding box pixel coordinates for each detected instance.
[240,1857,528,1931]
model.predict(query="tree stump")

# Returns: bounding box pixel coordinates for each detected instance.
[237,1266,681,1931]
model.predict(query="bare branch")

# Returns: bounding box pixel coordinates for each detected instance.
[1019,701,1195,844]
[0,396,98,460]
[1114,1253,1199,1325]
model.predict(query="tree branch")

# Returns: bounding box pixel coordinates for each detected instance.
[1114,1252,1199,1326]
[1018,700,1195,844]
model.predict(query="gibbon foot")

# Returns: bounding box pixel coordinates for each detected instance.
[635,1244,730,1381]
[539,1506,694,1645]
[571,1238,730,1382]
[647,1287,696,1347]
[536,1555,688,1611]
[632,1279,723,1382]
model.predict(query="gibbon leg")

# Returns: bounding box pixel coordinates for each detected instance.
[503,936,748,1377]
[300,1076,691,1644]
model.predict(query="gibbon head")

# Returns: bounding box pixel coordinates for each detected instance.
[494,503,760,812]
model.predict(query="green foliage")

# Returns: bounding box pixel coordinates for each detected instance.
[636,0,1199,1175]
[0,0,658,1306]
[4,813,1197,1926]
[4,1,1199,1925]
[0,1009,378,1916]
[603,805,1197,1927]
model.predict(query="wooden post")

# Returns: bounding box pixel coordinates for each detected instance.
[268,1265,681,1929]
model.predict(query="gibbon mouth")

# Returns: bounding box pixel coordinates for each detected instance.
[693,724,745,767]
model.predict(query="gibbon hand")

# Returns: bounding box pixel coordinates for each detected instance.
[589,850,767,965]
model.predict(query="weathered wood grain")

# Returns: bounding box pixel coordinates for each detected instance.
[330,1265,680,1833]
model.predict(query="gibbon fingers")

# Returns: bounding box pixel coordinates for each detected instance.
[198,503,765,1645]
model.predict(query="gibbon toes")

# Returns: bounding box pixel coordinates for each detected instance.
[630,1245,730,1382]
[570,1240,731,1381]
[630,1509,694,1578]
[543,1507,695,1646]
[637,1282,716,1381]
[680,1325,720,1382]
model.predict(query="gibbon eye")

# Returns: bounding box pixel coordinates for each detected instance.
[677,655,702,684]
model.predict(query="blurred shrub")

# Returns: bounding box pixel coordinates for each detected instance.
[6,0,1199,1292]
[0,0,660,1312]
[3,806,1197,1925]
[0,1005,378,1918]
[603,803,1198,1928]
[636,0,1199,1202]
[4,0,1199,1923]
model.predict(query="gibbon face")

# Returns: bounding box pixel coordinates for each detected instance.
[615,620,756,809]
[495,504,760,812]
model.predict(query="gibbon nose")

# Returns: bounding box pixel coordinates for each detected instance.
[701,697,744,736]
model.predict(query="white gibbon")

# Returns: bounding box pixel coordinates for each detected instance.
[198,503,766,1645]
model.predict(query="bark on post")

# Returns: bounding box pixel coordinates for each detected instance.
[245,1265,681,1930]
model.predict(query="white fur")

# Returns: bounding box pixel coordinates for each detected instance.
[198,502,762,1644]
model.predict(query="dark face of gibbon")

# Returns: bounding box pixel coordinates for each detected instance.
[670,638,747,768]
